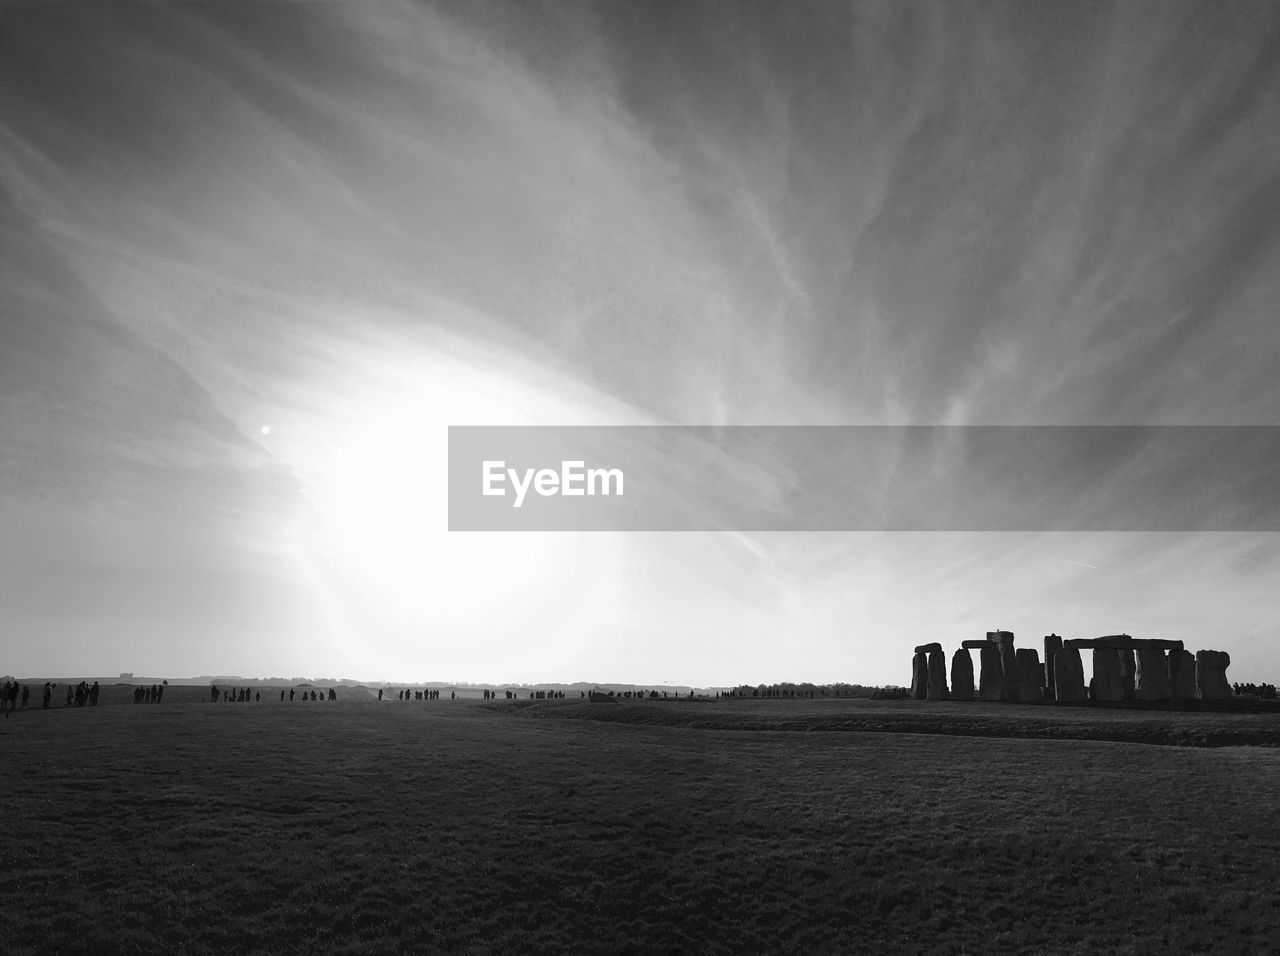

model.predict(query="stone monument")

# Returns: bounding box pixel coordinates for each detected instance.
[1168,648,1196,700]
[950,648,974,701]
[926,647,949,700]
[1195,650,1231,699]
[1014,648,1044,703]
[1134,647,1171,701]
[1053,645,1086,703]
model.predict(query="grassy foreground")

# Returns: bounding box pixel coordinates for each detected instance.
[2,697,1278,954]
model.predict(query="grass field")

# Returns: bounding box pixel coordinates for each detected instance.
[2,695,1278,954]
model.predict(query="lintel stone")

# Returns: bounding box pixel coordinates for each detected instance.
[1064,637,1184,651]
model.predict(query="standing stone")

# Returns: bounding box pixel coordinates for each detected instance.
[1195,650,1232,700]
[1014,648,1044,703]
[987,630,1018,700]
[1134,648,1171,701]
[1044,634,1063,695]
[999,643,1018,703]
[1054,646,1086,703]
[978,645,1004,701]
[1119,649,1137,700]
[911,651,928,699]
[950,649,975,701]
[1168,649,1196,700]
[1091,648,1125,702]
[926,649,949,700]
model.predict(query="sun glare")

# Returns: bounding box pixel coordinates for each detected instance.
[286,347,616,668]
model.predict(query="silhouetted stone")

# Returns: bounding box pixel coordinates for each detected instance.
[1054,646,1086,703]
[961,640,989,650]
[1195,650,1232,700]
[1091,649,1125,702]
[1134,648,1171,701]
[950,649,974,701]
[1044,634,1063,693]
[1064,636,1183,651]
[978,645,1003,701]
[999,642,1018,702]
[926,649,948,700]
[1015,648,1043,703]
[1119,648,1136,699]
[1168,649,1196,700]
[986,630,1015,644]
[914,642,942,655]
[911,651,928,700]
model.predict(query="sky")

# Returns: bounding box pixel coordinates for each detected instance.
[2,0,1278,686]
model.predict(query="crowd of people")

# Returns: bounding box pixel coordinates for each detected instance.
[379,688,450,701]
[2,679,101,715]
[1233,682,1277,699]
[209,686,338,702]
[132,684,165,704]
[0,681,842,713]
[374,688,577,701]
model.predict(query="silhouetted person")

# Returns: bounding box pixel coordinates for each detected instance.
[42,683,52,709]
[280,689,285,701]
[289,688,295,701]
[378,688,383,701]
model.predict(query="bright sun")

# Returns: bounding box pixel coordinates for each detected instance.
[283,344,620,674]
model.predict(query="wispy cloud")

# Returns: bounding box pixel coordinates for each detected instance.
[2,1,1278,682]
